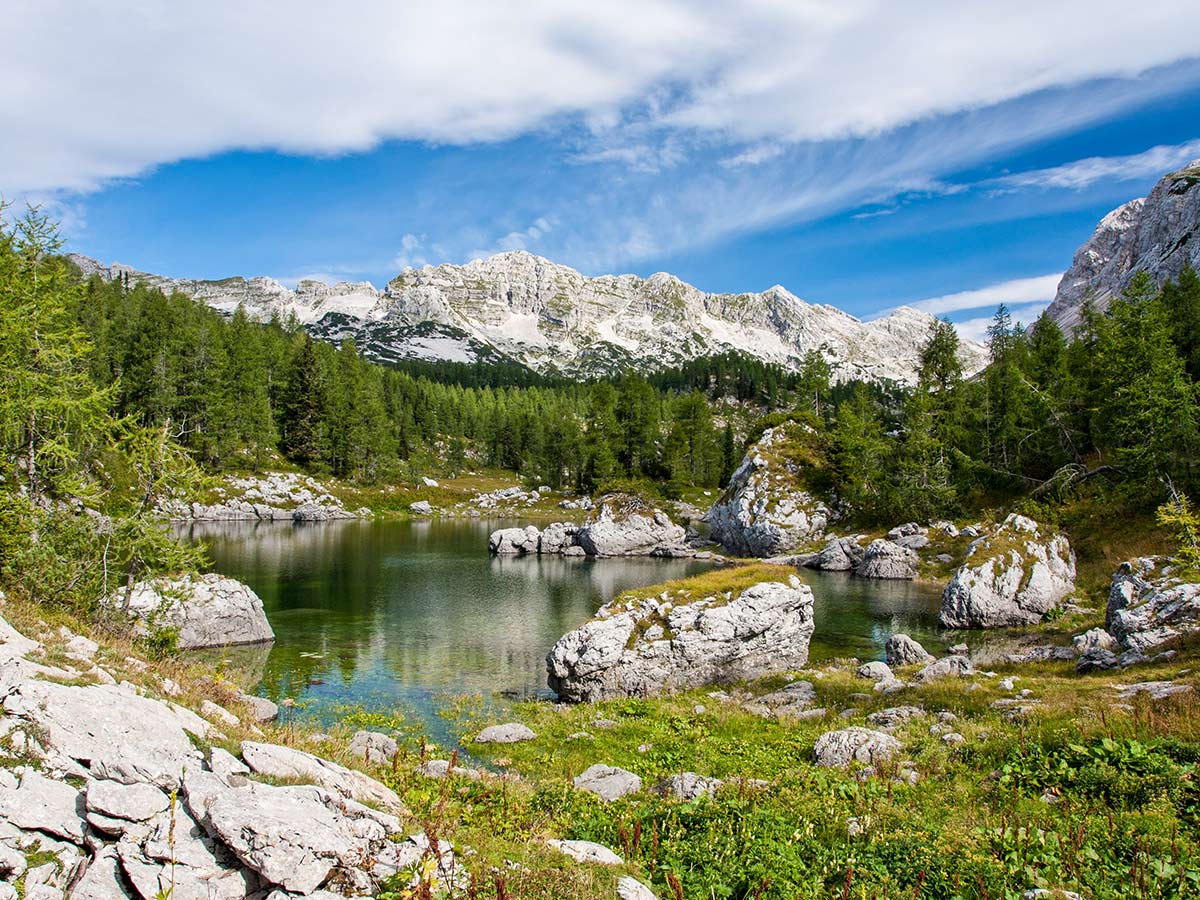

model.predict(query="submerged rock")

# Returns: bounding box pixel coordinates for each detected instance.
[546,576,814,702]
[939,514,1076,628]
[707,422,833,557]
[119,573,275,649]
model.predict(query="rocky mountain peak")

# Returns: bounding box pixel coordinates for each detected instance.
[1047,159,1200,331]
[68,250,987,383]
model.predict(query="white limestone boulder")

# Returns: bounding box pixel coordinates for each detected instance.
[119,573,274,649]
[939,514,1076,628]
[547,576,814,702]
[707,423,833,557]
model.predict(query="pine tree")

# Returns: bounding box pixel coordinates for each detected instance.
[279,334,326,465]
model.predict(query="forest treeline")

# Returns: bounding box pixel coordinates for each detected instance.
[824,268,1200,522]
[76,267,778,492]
[56,239,1200,512]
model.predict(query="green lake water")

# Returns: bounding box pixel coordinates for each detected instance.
[187,518,948,743]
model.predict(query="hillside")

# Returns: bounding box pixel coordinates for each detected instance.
[68,251,987,384]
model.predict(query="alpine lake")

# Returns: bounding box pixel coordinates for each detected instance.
[185,518,949,747]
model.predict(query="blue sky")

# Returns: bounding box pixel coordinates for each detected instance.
[5,1,1200,341]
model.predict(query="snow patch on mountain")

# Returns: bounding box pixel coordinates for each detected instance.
[68,250,987,383]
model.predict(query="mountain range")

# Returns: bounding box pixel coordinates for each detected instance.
[67,251,987,385]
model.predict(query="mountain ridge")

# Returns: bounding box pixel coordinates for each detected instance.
[68,249,987,384]
[1046,158,1200,331]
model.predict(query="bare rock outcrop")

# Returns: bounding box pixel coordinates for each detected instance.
[546,575,814,702]
[120,573,275,649]
[1106,557,1200,655]
[939,514,1076,628]
[708,423,833,557]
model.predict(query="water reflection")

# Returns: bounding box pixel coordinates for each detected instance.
[189,518,711,738]
[188,519,954,742]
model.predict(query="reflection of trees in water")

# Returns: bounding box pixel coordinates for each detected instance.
[196,519,717,702]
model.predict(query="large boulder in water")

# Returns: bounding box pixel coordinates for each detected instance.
[547,574,815,702]
[855,539,919,580]
[707,422,833,557]
[1106,557,1200,655]
[939,514,1076,628]
[804,536,864,571]
[120,574,274,649]
[574,493,686,557]
[488,525,541,554]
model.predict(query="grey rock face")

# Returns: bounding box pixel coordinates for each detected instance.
[2,680,202,788]
[120,573,274,649]
[239,693,279,723]
[488,525,541,555]
[574,494,685,557]
[1046,160,1200,332]
[71,250,986,385]
[916,655,974,682]
[474,723,536,744]
[856,539,919,580]
[191,776,397,896]
[708,423,833,557]
[547,577,814,702]
[805,536,864,571]
[348,730,399,765]
[572,764,642,802]
[1072,627,1116,655]
[618,877,661,900]
[0,770,84,842]
[884,634,934,667]
[1106,557,1200,654]
[407,500,433,515]
[85,781,169,822]
[240,741,404,814]
[538,521,579,554]
[1077,649,1119,672]
[939,514,1076,628]
[546,839,623,865]
[657,772,723,800]
[813,728,902,768]
[856,661,894,682]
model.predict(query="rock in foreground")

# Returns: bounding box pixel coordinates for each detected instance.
[1107,557,1200,655]
[120,573,275,649]
[939,514,1076,628]
[547,572,814,702]
[856,539,919,580]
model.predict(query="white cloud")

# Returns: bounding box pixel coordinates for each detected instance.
[392,233,430,271]
[951,302,1051,342]
[3,1,1199,194]
[467,217,556,262]
[994,139,1200,191]
[897,273,1063,317]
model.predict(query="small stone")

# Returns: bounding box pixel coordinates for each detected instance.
[475,723,536,744]
[349,729,399,764]
[546,839,623,865]
[856,661,894,683]
[942,732,965,746]
[617,876,660,900]
[573,764,642,801]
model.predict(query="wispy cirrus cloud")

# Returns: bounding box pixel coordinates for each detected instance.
[877,273,1062,319]
[992,138,1200,191]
